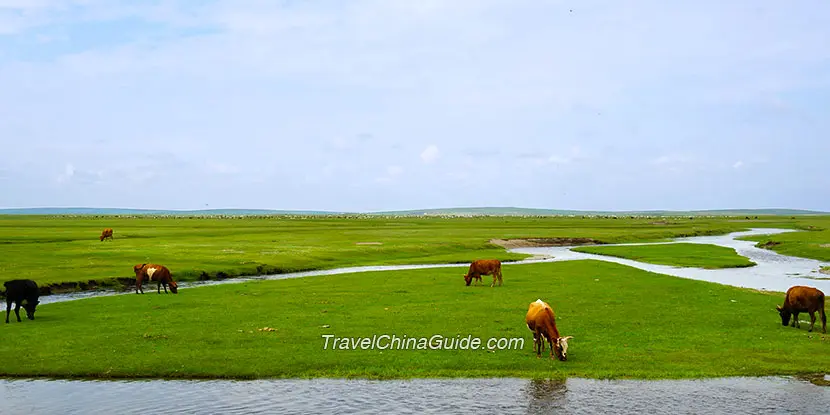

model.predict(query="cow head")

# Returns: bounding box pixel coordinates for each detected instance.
[463,273,472,286]
[133,264,146,275]
[776,305,791,326]
[100,234,105,241]
[554,336,573,361]
[22,299,39,320]
[169,281,179,294]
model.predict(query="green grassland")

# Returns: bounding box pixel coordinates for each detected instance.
[2,214,826,292]
[2,260,829,380]
[571,243,756,269]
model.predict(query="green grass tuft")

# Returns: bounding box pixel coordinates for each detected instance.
[571,243,756,269]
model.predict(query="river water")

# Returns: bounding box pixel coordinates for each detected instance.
[510,228,830,294]
[2,376,830,414]
[5,227,830,413]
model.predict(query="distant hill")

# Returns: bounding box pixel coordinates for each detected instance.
[0,206,825,216]
[0,207,344,216]
[368,207,828,217]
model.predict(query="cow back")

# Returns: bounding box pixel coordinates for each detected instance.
[471,259,501,274]
[785,286,825,311]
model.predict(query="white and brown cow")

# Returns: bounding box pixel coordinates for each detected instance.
[133,263,178,294]
[525,299,572,361]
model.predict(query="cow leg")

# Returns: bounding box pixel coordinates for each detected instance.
[548,337,555,359]
[793,312,800,328]
[157,282,161,294]
[162,282,168,294]
[5,300,10,323]
[809,311,817,332]
[13,303,21,322]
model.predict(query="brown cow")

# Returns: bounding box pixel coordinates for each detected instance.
[526,299,572,361]
[100,228,113,241]
[463,259,503,287]
[133,263,178,294]
[776,285,826,333]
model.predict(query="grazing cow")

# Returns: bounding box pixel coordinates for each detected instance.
[133,263,178,294]
[776,285,827,333]
[100,228,114,241]
[463,259,503,287]
[525,299,573,361]
[4,279,40,323]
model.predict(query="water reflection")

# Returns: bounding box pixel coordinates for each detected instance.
[523,378,568,412]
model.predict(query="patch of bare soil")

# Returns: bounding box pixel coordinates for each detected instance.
[820,244,830,248]
[757,241,781,249]
[798,373,830,387]
[820,267,830,275]
[525,254,554,260]
[355,242,383,245]
[490,237,604,249]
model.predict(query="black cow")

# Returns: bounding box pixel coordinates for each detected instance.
[4,279,40,323]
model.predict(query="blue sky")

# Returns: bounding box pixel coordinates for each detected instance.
[1,1,828,212]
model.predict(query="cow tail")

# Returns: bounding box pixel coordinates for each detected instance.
[821,294,827,327]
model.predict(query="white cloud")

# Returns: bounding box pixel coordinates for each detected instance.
[374,165,404,184]
[546,146,584,165]
[207,162,238,174]
[387,165,403,176]
[56,163,75,183]
[651,154,695,165]
[733,160,744,169]
[420,145,440,164]
[56,163,104,185]
[547,155,570,164]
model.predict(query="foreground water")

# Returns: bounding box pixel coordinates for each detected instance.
[8,227,830,413]
[2,376,829,414]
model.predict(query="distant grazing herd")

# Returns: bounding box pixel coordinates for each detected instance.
[2,228,828,362]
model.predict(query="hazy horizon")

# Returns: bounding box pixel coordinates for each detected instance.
[1,1,828,212]
[0,205,825,215]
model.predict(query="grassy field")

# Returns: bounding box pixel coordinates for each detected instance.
[1,214,825,292]
[2,260,829,380]
[571,243,756,269]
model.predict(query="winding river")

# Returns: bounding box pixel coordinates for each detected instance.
[4,227,830,413]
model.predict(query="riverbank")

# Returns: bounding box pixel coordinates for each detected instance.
[2,260,830,381]
[737,222,830,262]
[1,215,798,296]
